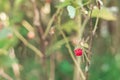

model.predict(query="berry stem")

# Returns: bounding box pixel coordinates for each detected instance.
[57,9,86,80]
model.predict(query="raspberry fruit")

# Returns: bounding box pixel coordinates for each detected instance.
[74,48,83,56]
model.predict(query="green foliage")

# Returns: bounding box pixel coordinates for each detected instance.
[89,53,120,80]
[56,60,73,80]
[0,0,119,80]
[0,0,10,12]
[46,39,66,55]
[56,0,71,8]
[19,26,28,37]
[61,20,77,34]
[58,60,73,75]
[0,27,17,49]
[0,54,17,67]
[91,7,116,21]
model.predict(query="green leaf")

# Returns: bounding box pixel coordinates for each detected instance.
[67,5,76,19]
[0,54,17,67]
[91,7,116,21]
[0,27,11,39]
[0,27,18,49]
[0,0,10,12]
[0,49,7,55]
[19,26,28,37]
[59,60,73,75]
[56,1,71,8]
[14,0,23,8]
[46,39,66,55]
[82,0,91,6]
[82,42,89,48]
[61,20,77,34]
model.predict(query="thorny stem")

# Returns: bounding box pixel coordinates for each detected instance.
[14,30,44,58]
[22,20,34,32]
[84,7,101,80]
[59,29,86,80]
[43,8,61,39]
[84,7,93,80]
[79,17,90,40]
[75,9,82,80]
[31,0,44,37]
[57,9,86,80]
[76,6,92,79]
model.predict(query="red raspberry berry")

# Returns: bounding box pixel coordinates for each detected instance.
[74,48,83,56]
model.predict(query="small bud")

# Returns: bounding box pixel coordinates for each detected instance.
[49,27,55,35]
[27,31,35,39]
[83,10,88,15]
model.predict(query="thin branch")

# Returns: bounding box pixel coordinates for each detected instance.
[22,20,34,31]
[43,8,61,39]
[14,30,44,58]
[31,0,44,37]
[84,7,93,80]
[59,27,86,80]
[92,9,101,35]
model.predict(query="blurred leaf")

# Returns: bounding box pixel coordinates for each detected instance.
[91,7,116,21]
[83,0,90,5]
[23,60,40,73]
[0,27,11,39]
[61,20,77,34]
[14,0,23,8]
[82,42,89,48]
[0,0,10,12]
[0,28,17,49]
[115,53,120,68]
[67,5,76,19]
[0,49,7,55]
[19,26,28,37]
[0,54,17,67]
[89,53,120,80]
[11,12,24,23]
[46,39,66,55]
[59,60,73,75]
[56,1,71,8]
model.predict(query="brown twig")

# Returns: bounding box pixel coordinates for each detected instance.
[43,8,61,39]
[84,6,93,80]
[31,0,44,37]
[84,5,101,80]
[31,0,46,55]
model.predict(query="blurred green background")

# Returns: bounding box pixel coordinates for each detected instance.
[0,0,120,80]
